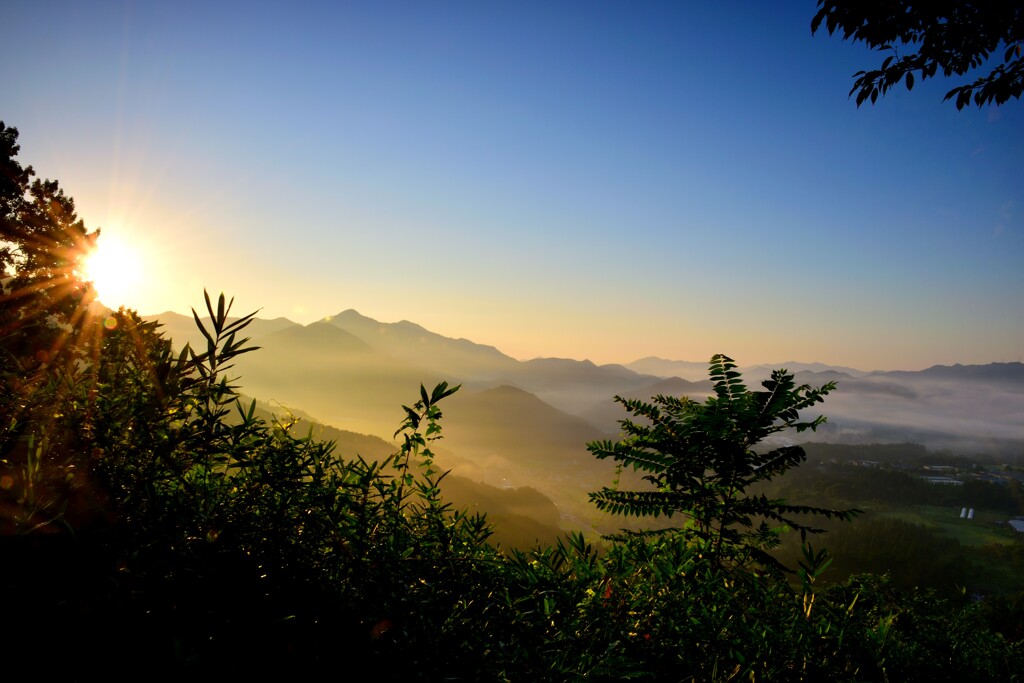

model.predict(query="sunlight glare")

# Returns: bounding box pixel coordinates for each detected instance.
[84,236,144,310]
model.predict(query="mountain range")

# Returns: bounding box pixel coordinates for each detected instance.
[145,309,1024,532]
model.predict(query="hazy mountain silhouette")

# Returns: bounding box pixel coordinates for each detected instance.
[149,311,1023,467]
[873,362,1024,387]
[444,385,610,469]
[626,357,716,382]
[241,396,564,548]
[581,376,714,433]
[742,361,867,381]
[627,358,866,383]
[440,475,564,549]
[141,309,1024,535]
[791,371,917,398]
[499,358,665,417]
[145,311,299,353]
[324,309,519,383]
[232,321,445,436]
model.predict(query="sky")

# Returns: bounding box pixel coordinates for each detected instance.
[3,1,1022,370]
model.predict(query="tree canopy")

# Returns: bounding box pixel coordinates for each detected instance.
[812,1,1024,108]
[1,121,96,353]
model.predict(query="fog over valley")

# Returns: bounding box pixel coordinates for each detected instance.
[148,308,1024,533]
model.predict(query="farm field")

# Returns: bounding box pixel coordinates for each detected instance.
[879,505,1019,547]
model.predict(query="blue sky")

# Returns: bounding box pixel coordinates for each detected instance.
[3,1,1022,369]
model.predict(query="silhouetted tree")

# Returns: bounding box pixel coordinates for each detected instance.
[1,121,95,298]
[812,1,1024,108]
[588,354,857,568]
[1,121,97,376]
[1,123,103,531]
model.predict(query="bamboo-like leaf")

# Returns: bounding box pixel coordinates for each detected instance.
[191,308,215,350]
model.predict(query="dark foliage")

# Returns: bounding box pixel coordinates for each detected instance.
[812,1,1024,108]
[588,354,858,569]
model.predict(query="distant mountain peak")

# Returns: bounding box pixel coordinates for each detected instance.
[328,309,372,322]
[878,361,1024,384]
[632,355,701,364]
[274,320,371,351]
[394,319,428,333]
[528,357,598,368]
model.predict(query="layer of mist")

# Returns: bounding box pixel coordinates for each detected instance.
[147,310,1024,535]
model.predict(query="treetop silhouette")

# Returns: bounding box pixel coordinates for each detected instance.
[812,1,1024,108]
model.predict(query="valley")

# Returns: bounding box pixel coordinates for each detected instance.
[148,309,1024,574]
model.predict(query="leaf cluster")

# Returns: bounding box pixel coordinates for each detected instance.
[812,1,1024,108]
[589,354,857,568]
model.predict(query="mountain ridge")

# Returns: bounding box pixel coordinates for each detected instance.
[136,308,1024,536]
[144,309,1023,457]
[145,310,1019,377]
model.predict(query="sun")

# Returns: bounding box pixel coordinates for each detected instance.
[83,235,144,310]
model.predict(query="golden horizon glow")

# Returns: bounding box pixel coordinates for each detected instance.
[83,233,144,310]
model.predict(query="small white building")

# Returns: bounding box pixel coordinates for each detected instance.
[921,476,963,485]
